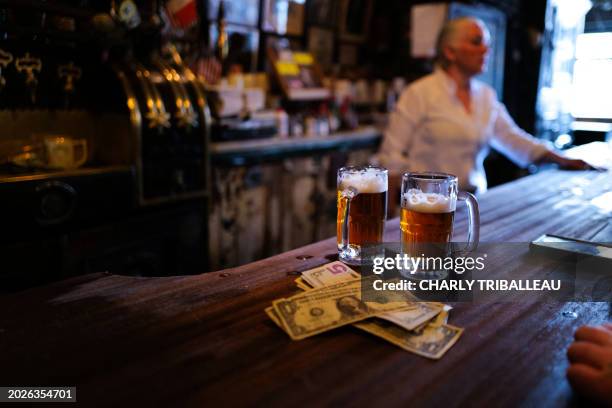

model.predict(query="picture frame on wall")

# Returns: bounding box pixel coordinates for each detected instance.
[262,0,306,36]
[307,0,338,27]
[209,23,260,72]
[208,0,259,27]
[338,0,372,43]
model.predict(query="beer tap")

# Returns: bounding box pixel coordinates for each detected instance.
[0,48,13,94]
[15,53,42,104]
[58,62,82,94]
[176,101,198,128]
[135,67,171,129]
[156,47,198,128]
[165,67,198,128]
[58,62,82,107]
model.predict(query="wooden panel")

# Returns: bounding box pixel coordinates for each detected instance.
[208,147,376,269]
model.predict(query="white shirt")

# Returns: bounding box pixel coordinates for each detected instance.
[377,68,550,193]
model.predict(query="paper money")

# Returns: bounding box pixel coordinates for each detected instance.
[411,304,452,333]
[300,261,360,288]
[355,319,463,359]
[265,306,283,328]
[294,277,313,291]
[432,306,451,326]
[267,262,463,358]
[301,262,442,331]
[273,278,419,340]
[376,303,443,331]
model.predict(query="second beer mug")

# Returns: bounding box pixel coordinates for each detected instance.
[337,166,388,265]
[400,172,479,276]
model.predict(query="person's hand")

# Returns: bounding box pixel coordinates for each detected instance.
[540,150,599,170]
[554,156,595,170]
[566,324,612,405]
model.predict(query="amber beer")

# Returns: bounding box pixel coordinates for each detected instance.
[400,172,480,275]
[337,166,388,264]
[400,189,456,258]
[337,190,387,246]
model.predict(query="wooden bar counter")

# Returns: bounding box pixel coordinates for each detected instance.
[1,169,610,407]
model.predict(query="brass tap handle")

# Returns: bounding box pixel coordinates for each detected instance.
[0,49,13,68]
[0,48,13,91]
[58,62,83,94]
[15,53,42,103]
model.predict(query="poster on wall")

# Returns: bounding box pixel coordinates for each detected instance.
[166,0,198,29]
[410,4,447,58]
[208,0,260,26]
[263,0,305,36]
[209,23,260,72]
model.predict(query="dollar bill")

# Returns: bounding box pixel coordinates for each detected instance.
[376,303,443,331]
[269,261,463,357]
[273,278,420,340]
[294,277,313,291]
[301,261,360,288]
[432,306,451,326]
[355,319,463,359]
[301,262,442,331]
[411,305,452,333]
[265,306,283,328]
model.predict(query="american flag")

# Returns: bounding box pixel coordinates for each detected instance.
[165,0,198,29]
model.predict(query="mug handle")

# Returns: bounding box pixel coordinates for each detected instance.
[339,186,358,257]
[72,139,88,168]
[456,191,480,254]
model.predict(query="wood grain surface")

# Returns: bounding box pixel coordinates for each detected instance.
[0,170,610,407]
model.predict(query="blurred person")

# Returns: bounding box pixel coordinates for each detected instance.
[377,17,590,195]
[567,323,612,405]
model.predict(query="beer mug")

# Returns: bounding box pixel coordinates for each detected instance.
[44,136,88,170]
[400,172,479,276]
[337,166,388,265]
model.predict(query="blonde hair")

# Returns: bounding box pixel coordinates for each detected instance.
[435,17,486,68]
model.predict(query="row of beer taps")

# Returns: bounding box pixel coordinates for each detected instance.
[0,48,82,104]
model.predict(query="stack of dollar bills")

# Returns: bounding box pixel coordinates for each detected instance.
[266,261,463,359]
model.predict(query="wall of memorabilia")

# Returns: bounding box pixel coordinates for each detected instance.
[196,0,522,81]
[197,0,399,80]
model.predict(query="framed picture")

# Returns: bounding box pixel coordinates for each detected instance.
[308,27,334,69]
[209,23,260,72]
[262,0,305,36]
[338,0,372,43]
[410,4,447,58]
[307,0,338,27]
[208,0,259,27]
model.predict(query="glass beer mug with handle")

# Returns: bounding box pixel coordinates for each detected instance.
[400,172,479,277]
[337,166,388,265]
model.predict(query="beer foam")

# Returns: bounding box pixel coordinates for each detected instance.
[339,168,387,194]
[403,188,456,213]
